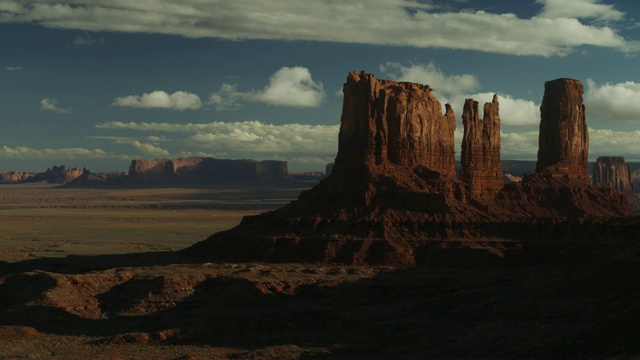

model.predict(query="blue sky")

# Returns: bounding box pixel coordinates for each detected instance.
[2,0,640,172]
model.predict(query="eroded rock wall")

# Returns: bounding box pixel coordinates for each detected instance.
[334,71,456,178]
[460,95,503,201]
[536,78,589,181]
[592,156,634,193]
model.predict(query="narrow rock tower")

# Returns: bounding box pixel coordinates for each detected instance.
[334,71,456,178]
[592,156,634,193]
[535,78,589,181]
[460,95,503,201]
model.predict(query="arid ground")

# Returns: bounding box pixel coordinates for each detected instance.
[2,184,640,359]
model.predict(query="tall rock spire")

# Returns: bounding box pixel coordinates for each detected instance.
[535,78,589,181]
[460,95,503,201]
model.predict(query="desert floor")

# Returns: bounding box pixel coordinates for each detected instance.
[2,183,640,359]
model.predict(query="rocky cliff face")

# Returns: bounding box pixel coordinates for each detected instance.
[460,95,503,201]
[592,156,634,193]
[536,78,589,181]
[334,71,456,178]
[129,157,294,185]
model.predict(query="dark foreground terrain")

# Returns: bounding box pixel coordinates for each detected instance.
[2,237,640,359]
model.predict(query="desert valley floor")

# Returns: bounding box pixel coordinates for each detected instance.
[2,183,640,359]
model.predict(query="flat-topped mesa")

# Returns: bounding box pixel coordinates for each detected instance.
[334,71,456,178]
[460,95,503,201]
[536,78,589,181]
[592,156,634,193]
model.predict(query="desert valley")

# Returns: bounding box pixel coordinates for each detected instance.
[0,71,639,359]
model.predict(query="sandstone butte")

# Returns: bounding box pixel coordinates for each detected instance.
[592,156,634,193]
[185,72,636,267]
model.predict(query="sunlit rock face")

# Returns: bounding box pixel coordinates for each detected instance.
[592,156,634,193]
[334,71,456,178]
[460,95,503,201]
[536,78,589,182]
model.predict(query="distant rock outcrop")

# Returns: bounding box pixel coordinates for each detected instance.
[0,171,34,183]
[536,78,589,181]
[31,165,83,184]
[129,157,294,185]
[460,95,503,201]
[592,156,634,193]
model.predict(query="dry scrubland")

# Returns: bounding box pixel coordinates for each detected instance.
[0,183,305,262]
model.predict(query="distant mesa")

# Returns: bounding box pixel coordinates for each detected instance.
[186,71,637,267]
[0,165,83,184]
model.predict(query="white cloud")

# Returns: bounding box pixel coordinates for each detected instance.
[589,128,640,160]
[584,79,640,122]
[536,0,624,21]
[0,0,635,57]
[40,98,72,113]
[500,130,540,159]
[380,62,480,96]
[0,145,124,159]
[115,139,170,157]
[449,92,540,127]
[97,120,339,156]
[209,67,324,109]
[4,66,22,71]
[112,90,202,110]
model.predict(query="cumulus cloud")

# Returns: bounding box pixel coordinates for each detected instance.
[209,67,324,109]
[589,128,640,160]
[112,90,202,110]
[4,66,22,71]
[449,92,540,127]
[0,145,123,159]
[96,120,339,159]
[584,79,640,122]
[536,0,624,21]
[378,62,540,126]
[0,0,635,57]
[380,62,480,96]
[40,98,72,113]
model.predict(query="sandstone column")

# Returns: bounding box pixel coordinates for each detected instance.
[460,95,503,201]
[334,71,456,177]
[535,78,589,181]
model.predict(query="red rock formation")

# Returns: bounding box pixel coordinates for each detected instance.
[0,171,34,183]
[334,71,456,178]
[186,72,635,268]
[460,95,503,201]
[128,157,294,185]
[536,78,589,181]
[592,156,634,193]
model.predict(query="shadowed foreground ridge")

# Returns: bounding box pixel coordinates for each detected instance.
[186,72,637,266]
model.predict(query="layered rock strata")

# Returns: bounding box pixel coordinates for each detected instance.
[335,71,456,178]
[536,78,589,181]
[460,95,503,201]
[592,156,634,193]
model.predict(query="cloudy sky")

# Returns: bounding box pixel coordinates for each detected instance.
[2,0,640,172]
